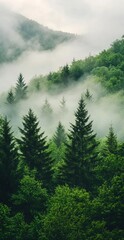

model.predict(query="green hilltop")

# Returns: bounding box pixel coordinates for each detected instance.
[29,36,124,93]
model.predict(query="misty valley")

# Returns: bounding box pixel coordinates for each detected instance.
[0,8,124,240]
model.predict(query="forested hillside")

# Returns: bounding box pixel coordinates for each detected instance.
[0,98,124,239]
[0,38,124,239]
[29,36,124,93]
[0,7,75,63]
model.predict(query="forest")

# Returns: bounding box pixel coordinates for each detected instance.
[0,37,124,240]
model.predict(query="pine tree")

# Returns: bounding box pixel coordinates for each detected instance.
[60,97,98,191]
[0,117,19,204]
[61,64,70,85]
[85,89,92,101]
[6,89,15,104]
[53,122,67,148]
[15,73,27,101]
[60,97,66,111]
[105,125,118,155]
[18,109,53,189]
[41,99,53,118]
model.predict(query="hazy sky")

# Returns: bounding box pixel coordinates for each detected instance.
[0,0,124,36]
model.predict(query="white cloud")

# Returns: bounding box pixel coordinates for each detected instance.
[0,0,124,36]
[0,0,124,93]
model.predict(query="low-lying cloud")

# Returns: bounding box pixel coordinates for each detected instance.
[0,76,124,141]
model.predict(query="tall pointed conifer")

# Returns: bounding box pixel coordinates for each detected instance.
[18,109,53,189]
[61,97,98,191]
[105,125,118,155]
[15,73,27,101]
[0,117,19,204]
[53,122,67,148]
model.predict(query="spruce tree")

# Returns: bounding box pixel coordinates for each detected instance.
[85,89,92,101]
[6,89,15,104]
[41,99,53,118]
[60,97,66,111]
[15,73,27,101]
[53,122,67,148]
[0,117,19,204]
[105,125,118,155]
[60,97,98,191]
[61,64,70,85]
[18,109,53,189]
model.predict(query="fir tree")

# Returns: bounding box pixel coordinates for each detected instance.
[18,109,53,189]
[85,89,92,101]
[15,73,27,101]
[61,64,70,85]
[6,89,15,104]
[60,97,66,111]
[41,99,53,118]
[104,125,118,155]
[60,97,98,191]
[53,122,67,148]
[0,117,19,204]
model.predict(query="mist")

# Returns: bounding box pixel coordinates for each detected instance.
[0,76,124,141]
[0,2,124,140]
[0,1,124,92]
[0,35,105,93]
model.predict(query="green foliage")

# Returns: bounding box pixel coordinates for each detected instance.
[49,140,66,185]
[93,174,124,231]
[0,203,27,240]
[15,74,27,101]
[95,154,124,186]
[70,59,84,80]
[104,125,118,156]
[53,122,67,148]
[12,174,48,222]
[0,117,19,204]
[60,97,98,191]
[30,37,124,93]
[60,64,70,85]
[18,109,53,189]
[0,84,124,239]
[6,89,15,104]
[42,186,91,240]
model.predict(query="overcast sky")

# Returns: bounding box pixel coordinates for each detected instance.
[0,0,124,37]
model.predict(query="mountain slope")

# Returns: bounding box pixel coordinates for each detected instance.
[29,37,124,93]
[0,7,75,63]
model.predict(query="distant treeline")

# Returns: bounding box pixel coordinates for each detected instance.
[28,36,124,93]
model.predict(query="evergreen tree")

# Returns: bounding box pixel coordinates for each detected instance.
[6,89,15,104]
[105,125,118,155]
[15,73,27,101]
[35,81,40,91]
[41,99,53,118]
[60,64,70,85]
[12,174,48,222]
[53,122,67,148]
[60,97,66,111]
[60,97,98,191]
[0,117,19,204]
[18,109,53,189]
[85,89,92,101]
[103,125,118,156]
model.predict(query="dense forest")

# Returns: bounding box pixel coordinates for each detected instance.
[0,38,124,239]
